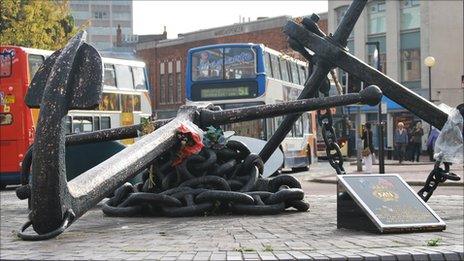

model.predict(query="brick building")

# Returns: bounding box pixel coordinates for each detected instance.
[136,14,327,118]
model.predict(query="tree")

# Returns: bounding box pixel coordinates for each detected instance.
[0,0,77,50]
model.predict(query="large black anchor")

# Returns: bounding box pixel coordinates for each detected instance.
[18,30,383,240]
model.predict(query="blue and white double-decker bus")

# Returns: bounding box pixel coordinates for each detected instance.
[186,43,317,170]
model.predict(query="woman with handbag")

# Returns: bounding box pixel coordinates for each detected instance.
[361,123,374,173]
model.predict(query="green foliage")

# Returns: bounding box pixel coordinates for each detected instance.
[263,244,273,252]
[0,0,77,50]
[235,246,256,252]
[426,237,441,246]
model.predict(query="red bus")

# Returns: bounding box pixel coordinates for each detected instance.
[0,46,50,188]
[0,46,151,188]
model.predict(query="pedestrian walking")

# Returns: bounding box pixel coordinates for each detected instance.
[394,122,408,163]
[410,121,424,162]
[361,123,374,173]
[427,127,439,161]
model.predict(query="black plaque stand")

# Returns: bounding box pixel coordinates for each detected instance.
[337,174,446,233]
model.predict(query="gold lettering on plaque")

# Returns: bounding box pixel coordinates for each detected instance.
[372,178,399,202]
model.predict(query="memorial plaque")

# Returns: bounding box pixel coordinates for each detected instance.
[337,174,446,233]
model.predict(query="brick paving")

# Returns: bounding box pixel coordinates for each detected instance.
[1,189,462,260]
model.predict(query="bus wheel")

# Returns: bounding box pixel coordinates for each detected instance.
[0,183,6,190]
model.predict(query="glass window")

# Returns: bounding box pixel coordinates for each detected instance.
[280,59,290,82]
[0,51,13,78]
[400,0,420,30]
[298,65,306,85]
[367,1,386,34]
[0,113,13,125]
[264,52,273,78]
[168,74,174,103]
[366,37,386,73]
[291,62,300,84]
[93,117,100,131]
[224,47,256,80]
[191,48,223,81]
[121,94,134,112]
[99,92,120,111]
[159,74,165,105]
[65,116,72,134]
[270,54,281,80]
[176,72,182,102]
[72,116,93,133]
[115,64,134,89]
[293,117,303,137]
[101,117,111,129]
[103,64,116,87]
[28,54,44,81]
[401,49,421,82]
[132,67,147,90]
[133,95,141,111]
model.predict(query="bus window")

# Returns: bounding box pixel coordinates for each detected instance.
[224,47,256,80]
[104,64,117,87]
[298,65,306,85]
[291,62,300,85]
[293,117,303,137]
[99,93,120,111]
[115,64,134,89]
[101,117,111,129]
[72,116,93,133]
[65,116,72,134]
[1,51,13,77]
[133,95,141,111]
[121,94,134,112]
[28,54,44,81]
[0,113,13,125]
[191,48,223,81]
[264,52,273,78]
[270,54,281,80]
[132,67,147,90]
[93,116,100,131]
[280,59,290,82]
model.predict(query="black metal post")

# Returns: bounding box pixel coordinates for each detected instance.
[366,41,385,174]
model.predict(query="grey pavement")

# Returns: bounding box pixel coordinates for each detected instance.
[307,159,464,187]
[1,184,463,260]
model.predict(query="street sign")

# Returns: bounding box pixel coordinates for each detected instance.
[337,174,446,233]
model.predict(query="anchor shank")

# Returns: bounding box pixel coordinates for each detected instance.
[201,87,381,126]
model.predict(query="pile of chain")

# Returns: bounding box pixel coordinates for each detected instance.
[102,139,309,217]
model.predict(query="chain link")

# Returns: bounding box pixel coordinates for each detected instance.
[316,80,346,175]
[101,140,310,217]
[418,160,460,202]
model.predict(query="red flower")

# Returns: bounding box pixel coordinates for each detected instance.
[172,124,204,166]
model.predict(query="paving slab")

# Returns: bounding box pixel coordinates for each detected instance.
[1,190,462,260]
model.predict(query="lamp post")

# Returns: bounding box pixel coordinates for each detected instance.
[366,41,385,174]
[424,56,436,152]
[424,56,436,103]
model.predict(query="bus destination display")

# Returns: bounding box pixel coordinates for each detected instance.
[201,86,249,99]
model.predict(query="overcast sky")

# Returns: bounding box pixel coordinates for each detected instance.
[133,1,328,38]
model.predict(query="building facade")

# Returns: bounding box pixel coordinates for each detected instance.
[136,14,327,118]
[328,0,463,150]
[70,0,133,50]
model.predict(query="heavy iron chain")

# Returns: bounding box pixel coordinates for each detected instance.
[316,77,346,175]
[102,139,310,217]
[418,160,460,202]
